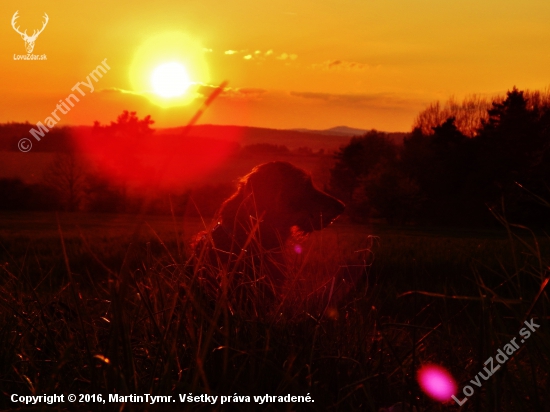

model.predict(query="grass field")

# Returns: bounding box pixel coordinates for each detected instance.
[1,211,549,411]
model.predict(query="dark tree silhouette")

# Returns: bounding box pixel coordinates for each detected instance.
[83,175,126,213]
[360,161,423,225]
[412,88,550,226]
[93,110,155,138]
[478,88,542,184]
[0,179,57,210]
[413,95,491,137]
[402,118,485,224]
[328,130,397,206]
[475,88,550,224]
[43,153,88,212]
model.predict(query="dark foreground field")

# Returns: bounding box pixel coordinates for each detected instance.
[1,211,549,411]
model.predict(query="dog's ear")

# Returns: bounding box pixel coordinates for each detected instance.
[218,166,285,228]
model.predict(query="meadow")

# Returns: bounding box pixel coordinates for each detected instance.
[0,211,549,411]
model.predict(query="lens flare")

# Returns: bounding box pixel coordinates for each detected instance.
[417,364,457,402]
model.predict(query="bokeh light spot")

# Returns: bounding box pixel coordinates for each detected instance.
[417,364,457,402]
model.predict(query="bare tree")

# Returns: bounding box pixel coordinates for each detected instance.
[43,152,88,212]
[413,94,492,137]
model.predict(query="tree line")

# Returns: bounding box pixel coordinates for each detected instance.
[328,87,550,227]
[3,88,550,228]
[0,112,323,214]
[0,164,235,216]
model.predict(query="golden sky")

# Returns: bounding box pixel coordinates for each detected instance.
[2,0,550,131]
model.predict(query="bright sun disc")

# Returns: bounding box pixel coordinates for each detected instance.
[129,31,210,107]
[151,62,191,98]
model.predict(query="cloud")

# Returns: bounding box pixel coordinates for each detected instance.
[289,90,417,108]
[197,84,267,100]
[203,48,213,53]
[291,91,370,103]
[98,87,142,95]
[101,84,268,104]
[196,84,225,94]
[233,87,267,98]
[277,53,297,60]
[313,59,370,71]
[223,48,296,62]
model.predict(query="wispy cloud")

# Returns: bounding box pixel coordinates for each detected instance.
[223,48,297,62]
[290,90,418,108]
[102,84,268,102]
[197,84,267,100]
[313,59,370,71]
[277,53,298,60]
[99,87,143,96]
[230,87,267,98]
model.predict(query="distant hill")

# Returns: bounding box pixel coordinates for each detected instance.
[291,125,407,145]
[157,124,354,152]
[160,124,407,150]
[0,123,408,186]
[0,123,407,153]
[292,125,370,136]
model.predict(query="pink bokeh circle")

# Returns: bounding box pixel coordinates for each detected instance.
[417,364,457,402]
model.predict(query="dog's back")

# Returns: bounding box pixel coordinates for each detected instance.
[193,161,345,305]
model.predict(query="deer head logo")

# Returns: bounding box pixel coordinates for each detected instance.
[11,11,49,54]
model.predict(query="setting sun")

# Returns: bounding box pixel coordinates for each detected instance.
[129,31,210,107]
[151,62,191,98]
[3,1,550,410]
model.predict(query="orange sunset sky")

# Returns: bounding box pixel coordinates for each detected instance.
[2,0,550,132]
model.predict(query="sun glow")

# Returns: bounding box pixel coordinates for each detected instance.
[129,31,210,107]
[151,62,191,98]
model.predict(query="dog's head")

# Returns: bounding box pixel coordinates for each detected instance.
[219,162,345,249]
